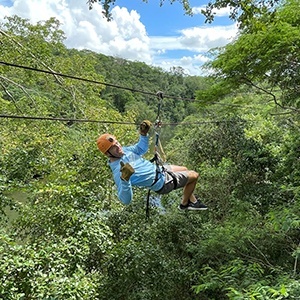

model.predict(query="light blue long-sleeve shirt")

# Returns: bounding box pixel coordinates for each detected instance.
[108,135,165,205]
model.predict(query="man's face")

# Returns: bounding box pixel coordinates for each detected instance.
[107,140,124,158]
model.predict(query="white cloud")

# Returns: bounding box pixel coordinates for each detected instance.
[179,24,238,51]
[149,26,236,53]
[0,0,237,75]
[0,2,13,20]
[150,36,182,50]
[153,53,211,76]
[0,0,151,62]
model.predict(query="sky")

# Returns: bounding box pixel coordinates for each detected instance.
[0,0,238,76]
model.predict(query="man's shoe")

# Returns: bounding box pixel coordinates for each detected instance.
[178,203,189,211]
[187,200,208,211]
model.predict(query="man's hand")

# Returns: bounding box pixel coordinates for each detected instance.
[140,120,152,135]
[120,161,135,181]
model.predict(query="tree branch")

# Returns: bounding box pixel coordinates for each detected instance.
[0,75,35,110]
[247,238,274,268]
[241,76,300,113]
[0,29,64,85]
[0,81,23,113]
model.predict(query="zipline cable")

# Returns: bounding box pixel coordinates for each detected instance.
[0,114,136,124]
[0,61,191,101]
[0,114,247,126]
[0,61,255,107]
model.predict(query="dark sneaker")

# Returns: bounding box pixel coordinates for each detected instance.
[178,203,189,211]
[187,200,208,211]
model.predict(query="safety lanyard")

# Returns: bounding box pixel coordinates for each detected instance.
[146,91,165,219]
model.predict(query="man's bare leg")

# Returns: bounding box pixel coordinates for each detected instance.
[168,165,188,172]
[182,171,198,205]
[168,165,199,205]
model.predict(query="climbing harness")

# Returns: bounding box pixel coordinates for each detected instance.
[146,91,166,219]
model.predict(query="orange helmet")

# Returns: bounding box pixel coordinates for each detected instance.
[97,133,117,154]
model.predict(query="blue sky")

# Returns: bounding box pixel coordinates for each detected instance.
[0,0,238,75]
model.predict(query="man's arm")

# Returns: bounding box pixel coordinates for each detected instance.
[125,134,149,156]
[112,166,133,205]
[110,160,134,204]
[125,120,152,156]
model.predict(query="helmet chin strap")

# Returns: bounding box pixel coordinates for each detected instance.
[107,150,120,159]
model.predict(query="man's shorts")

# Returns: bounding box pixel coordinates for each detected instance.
[155,167,188,195]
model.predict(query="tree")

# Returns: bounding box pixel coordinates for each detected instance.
[198,0,300,112]
[201,0,280,28]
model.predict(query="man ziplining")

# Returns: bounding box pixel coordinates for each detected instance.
[97,120,207,211]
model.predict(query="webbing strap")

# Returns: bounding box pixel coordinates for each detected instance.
[146,91,165,220]
[146,154,162,220]
[146,189,151,219]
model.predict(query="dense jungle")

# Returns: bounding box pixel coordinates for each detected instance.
[0,0,300,299]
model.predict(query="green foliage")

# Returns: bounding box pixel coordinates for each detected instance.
[201,0,300,110]
[1,10,300,300]
[275,130,300,199]
[191,218,299,299]
[171,117,282,215]
[0,230,100,299]
[99,210,208,300]
[88,0,193,21]
[0,176,16,225]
